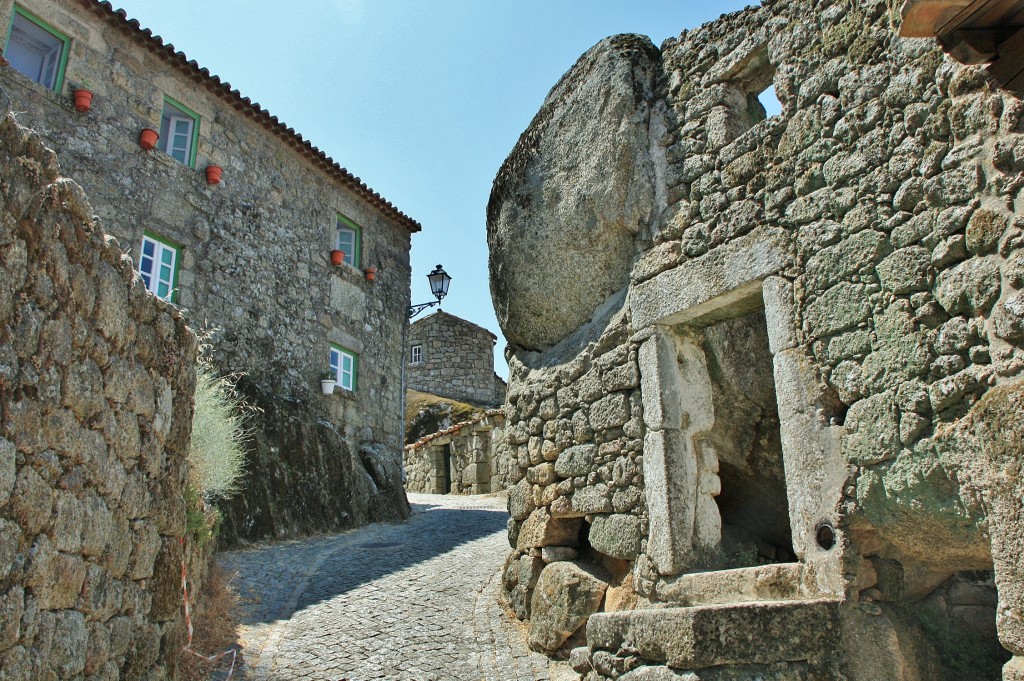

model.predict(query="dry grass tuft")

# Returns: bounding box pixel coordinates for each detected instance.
[178,565,244,681]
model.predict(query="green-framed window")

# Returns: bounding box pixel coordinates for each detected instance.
[4,6,70,92]
[329,345,358,392]
[139,233,181,302]
[336,215,362,268]
[159,97,200,167]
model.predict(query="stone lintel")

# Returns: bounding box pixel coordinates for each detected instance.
[630,227,790,332]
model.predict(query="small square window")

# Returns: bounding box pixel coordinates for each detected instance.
[4,7,69,91]
[139,234,180,302]
[330,345,358,392]
[336,215,362,268]
[411,345,423,364]
[159,98,200,167]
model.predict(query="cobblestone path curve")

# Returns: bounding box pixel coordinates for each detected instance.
[219,493,554,681]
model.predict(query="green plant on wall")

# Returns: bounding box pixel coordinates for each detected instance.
[187,353,255,542]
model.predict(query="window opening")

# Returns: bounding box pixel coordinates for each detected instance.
[138,234,180,302]
[757,84,783,117]
[336,215,362,268]
[411,345,423,364]
[330,345,358,392]
[159,98,199,167]
[4,7,69,91]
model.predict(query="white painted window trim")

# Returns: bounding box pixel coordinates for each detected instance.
[330,346,357,392]
[139,235,177,301]
[336,225,357,267]
[164,114,194,164]
[6,13,66,90]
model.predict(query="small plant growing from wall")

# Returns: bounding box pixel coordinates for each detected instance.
[180,351,254,679]
[188,353,254,541]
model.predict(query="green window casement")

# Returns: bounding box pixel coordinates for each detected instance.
[329,345,358,392]
[139,233,181,302]
[159,97,200,167]
[4,6,70,92]
[336,215,362,268]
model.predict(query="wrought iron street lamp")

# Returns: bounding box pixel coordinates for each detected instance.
[408,264,452,319]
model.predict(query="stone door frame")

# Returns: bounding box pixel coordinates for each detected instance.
[631,230,847,592]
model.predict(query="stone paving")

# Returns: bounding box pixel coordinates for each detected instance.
[218,493,558,681]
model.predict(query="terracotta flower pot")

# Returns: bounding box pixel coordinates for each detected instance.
[139,128,159,150]
[72,89,93,113]
[330,249,345,266]
[364,266,377,282]
[205,165,222,185]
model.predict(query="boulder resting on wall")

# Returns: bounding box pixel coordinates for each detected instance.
[487,34,660,351]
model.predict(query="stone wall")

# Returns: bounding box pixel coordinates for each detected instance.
[488,1,1024,678]
[406,310,506,407]
[0,92,198,679]
[404,410,507,495]
[0,0,417,543]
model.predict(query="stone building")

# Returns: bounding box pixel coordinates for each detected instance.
[0,0,420,543]
[488,1,1024,679]
[406,309,507,407]
[404,410,507,495]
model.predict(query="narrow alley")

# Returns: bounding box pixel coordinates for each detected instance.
[220,494,554,680]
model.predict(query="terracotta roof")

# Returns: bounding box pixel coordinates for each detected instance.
[80,1,421,233]
[405,409,505,451]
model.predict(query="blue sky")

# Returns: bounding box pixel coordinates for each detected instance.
[113,1,765,377]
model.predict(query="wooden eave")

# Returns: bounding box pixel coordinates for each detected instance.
[900,0,1024,95]
[77,0,422,233]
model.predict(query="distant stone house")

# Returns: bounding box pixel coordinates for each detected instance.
[0,0,420,543]
[404,410,507,495]
[406,309,506,407]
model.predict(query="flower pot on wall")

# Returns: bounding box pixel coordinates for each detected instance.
[139,128,159,150]
[72,89,93,112]
[330,250,345,266]
[205,165,222,185]
[320,379,336,395]
[364,266,377,282]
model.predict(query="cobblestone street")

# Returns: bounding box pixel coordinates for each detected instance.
[219,493,556,680]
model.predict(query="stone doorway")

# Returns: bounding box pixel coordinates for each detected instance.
[442,444,453,494]
[683,308,794,567]
[639,274,809,577]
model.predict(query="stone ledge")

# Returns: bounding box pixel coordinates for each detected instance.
[586,599,839,670]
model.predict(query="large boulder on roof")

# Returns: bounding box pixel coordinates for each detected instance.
[487,34,660,351]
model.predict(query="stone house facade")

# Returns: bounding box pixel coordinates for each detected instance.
[404,410,507,495]
[406,310,506,407]
[488,1,1024,679]
[0,0,419,543]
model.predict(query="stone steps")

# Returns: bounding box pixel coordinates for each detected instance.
[586,599,841,672]
[652,563,814,607]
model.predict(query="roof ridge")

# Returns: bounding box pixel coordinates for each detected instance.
[404,409,505,451]
[82,0,421,233]
[413,309,498,340]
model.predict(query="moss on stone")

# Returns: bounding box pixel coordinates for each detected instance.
[405,389,484,444]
